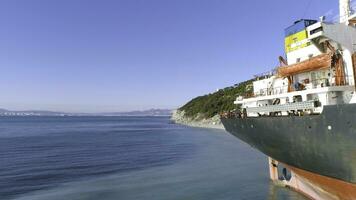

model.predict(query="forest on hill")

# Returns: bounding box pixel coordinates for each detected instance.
[179,79,254,119]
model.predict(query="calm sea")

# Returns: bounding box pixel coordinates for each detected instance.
[0,116,307,200]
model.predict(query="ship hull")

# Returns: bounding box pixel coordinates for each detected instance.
[282,162,356,200]
[221,103,356,185]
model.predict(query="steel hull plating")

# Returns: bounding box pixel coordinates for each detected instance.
[221,103,356,184]
[285,163,356,200]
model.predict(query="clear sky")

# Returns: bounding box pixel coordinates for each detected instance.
[0,0,340,112]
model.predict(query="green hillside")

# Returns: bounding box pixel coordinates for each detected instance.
[179,79,254,119]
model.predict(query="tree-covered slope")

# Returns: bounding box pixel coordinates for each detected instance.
[179,79,253,119]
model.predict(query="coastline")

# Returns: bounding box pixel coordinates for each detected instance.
[171,110,224,130]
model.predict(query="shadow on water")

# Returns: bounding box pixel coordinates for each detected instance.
[268,183,308,200]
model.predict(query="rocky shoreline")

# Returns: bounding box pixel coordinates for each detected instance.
[171,110,224,130]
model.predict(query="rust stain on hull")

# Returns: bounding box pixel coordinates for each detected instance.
[286,164,356,200]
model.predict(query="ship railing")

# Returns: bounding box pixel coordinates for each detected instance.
[220,110,241,119]
[220,100,319,119]
[253,69,278,80]
[305,76,354,89]
[254,85,289,97]
[246,100,318,114]
[253,76,354,97]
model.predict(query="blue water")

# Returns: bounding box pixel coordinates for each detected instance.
[0,116,307,200]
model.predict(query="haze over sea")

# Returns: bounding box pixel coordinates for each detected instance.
[0,116,306,200]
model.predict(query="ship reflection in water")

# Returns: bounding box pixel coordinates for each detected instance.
[0,116,306,200]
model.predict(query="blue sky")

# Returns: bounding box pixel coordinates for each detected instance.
[0,0,339,112]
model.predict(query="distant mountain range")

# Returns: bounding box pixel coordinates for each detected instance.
[0,108,172,117]
[94,109,172,116]
[0,109,68,116]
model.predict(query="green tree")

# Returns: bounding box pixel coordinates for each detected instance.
[179,79,253,119]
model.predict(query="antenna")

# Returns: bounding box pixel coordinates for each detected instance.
[340,0,351,23]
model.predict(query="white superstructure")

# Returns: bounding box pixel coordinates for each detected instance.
[235,0,356,117]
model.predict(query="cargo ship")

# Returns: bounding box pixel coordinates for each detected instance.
[220,0,356,199]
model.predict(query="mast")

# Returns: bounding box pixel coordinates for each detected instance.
[340,0,351,24]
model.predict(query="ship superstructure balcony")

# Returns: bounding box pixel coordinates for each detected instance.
[307,22,324,41]
[307,21,356,52]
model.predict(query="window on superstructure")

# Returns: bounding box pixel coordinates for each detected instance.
[304,20,317,27]
[293,95,303,102]
[296,58,301,63]
[310,27,323,35]
[311,70,328,88]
